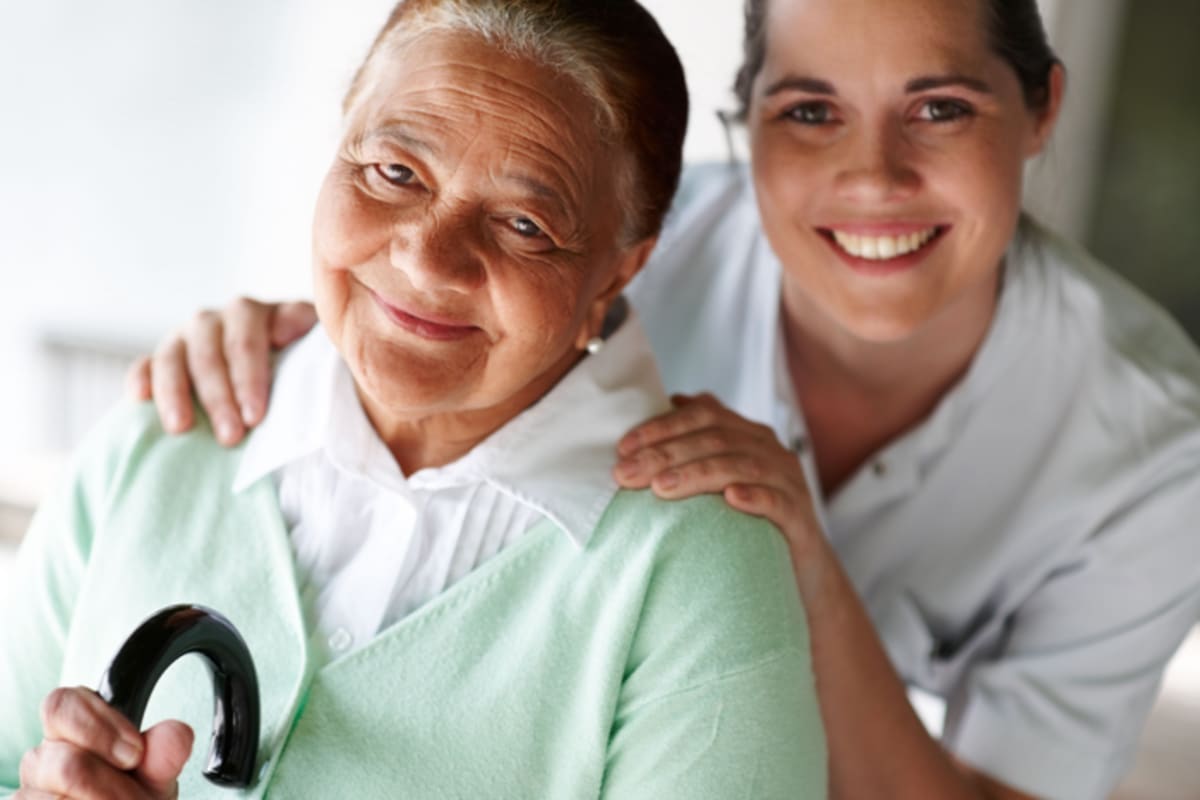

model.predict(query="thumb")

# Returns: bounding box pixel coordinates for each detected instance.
[136,720,194,798]
[269,301,318,348]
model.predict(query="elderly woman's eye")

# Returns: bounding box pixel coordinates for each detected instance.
[375,163,417,185]
[784,102,833,125]
[918,99,973,123]
[510,217,545,238]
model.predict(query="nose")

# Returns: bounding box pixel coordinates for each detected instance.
[388,209,485,293]
[834,121,920,204]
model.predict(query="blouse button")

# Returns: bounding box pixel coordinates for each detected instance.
[872,460,888,477]
[328,627,354,653]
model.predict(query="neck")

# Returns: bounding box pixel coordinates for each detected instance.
[783,270,1001,399]
[782,269,1002,494]
[360,347,585,476]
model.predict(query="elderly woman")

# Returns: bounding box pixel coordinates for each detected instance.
[0,1,826,798]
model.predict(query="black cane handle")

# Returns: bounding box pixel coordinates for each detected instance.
[97,604,261,788]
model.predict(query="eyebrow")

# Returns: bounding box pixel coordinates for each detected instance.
[365,124,436,155]
[904,74,994,94]
[502,174,573,222]
[764,76,837,97]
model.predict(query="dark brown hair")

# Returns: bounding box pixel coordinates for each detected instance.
[345,0,689,244]
[732,0,1061,120]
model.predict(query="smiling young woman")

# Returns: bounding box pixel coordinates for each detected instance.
[133,0,1200,797]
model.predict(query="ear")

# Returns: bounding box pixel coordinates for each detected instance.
[575,236,658,351]
[1026,63,1066,157]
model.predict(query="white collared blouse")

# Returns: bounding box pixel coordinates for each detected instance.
[234,312,668,666]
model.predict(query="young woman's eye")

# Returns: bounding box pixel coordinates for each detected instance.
[783,102,834,125]
[918,99,973,122]
[374,163,417,186]
[510,217,545,239]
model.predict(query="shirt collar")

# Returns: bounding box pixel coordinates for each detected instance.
[234,307,670,548]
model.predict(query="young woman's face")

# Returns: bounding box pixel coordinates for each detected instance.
[748,0,1060,342]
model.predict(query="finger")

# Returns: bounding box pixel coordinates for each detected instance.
[150,338,195,434]
[724,483,794,525]
[125,356,153,401]
[20,740,150,800]
[614,426,747,488]
[269,301,318,348]
[135,720,194,798]
[183,311,245,446]
[618,393,763,457]
[40,687,144,771]
[730,479,825,546]
[646,452,783,500]
[223,297,275,427]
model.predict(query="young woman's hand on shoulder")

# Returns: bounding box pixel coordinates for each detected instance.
[126,299,316,446]
[614,393,824,560]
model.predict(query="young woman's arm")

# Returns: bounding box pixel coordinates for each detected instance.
[614,394,1038,800]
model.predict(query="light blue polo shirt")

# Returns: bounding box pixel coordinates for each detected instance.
[628,162,1200,799]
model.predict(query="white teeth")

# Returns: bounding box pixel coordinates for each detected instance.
[831,227,939,261]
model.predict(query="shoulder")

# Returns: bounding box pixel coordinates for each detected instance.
[592,491,809,673]
[1016,219,1200,441]
[66,400,240,514]
[1021,219,1200,392]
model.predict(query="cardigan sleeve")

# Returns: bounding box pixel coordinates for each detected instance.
[0,468,96,791]
[0,404,144,793]
[599,495,827,799]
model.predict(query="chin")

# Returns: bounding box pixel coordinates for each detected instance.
[829,295,940,344]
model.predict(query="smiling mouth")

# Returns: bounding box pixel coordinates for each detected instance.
[820,225,948,262]
[370,291,480,342]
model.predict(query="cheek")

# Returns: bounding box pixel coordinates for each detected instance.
[312,175,392,331]
[312,174,391,277]
[492,264,593,359]
[934,127,1029,219]
[750,127,823,232]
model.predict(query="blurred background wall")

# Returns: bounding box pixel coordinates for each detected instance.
[0,2,1197,795]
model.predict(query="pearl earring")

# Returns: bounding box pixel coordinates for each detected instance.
[586,336,604,355]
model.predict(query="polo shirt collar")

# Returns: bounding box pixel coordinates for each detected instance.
[233,305,670,548]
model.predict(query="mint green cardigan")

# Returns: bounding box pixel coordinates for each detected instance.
[0,403,826,798]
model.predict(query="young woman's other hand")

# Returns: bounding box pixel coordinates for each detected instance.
[125,299,317,446]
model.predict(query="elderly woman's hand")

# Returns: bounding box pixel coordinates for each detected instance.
[126,299,317,446]
[613,393,823,557]
[18,686,193,799]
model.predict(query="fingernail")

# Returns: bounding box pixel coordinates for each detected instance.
[615,460,639,480]
[241,402,258,426]
[657,470,679,490]
[113,738,141,769]
[617,434,639,457]
[165,410,183,432]
[216,416,239,443]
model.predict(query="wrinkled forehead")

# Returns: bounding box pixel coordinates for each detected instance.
[347,30,622,233]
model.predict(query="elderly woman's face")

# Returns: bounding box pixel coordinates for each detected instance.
[313,31,641,440]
